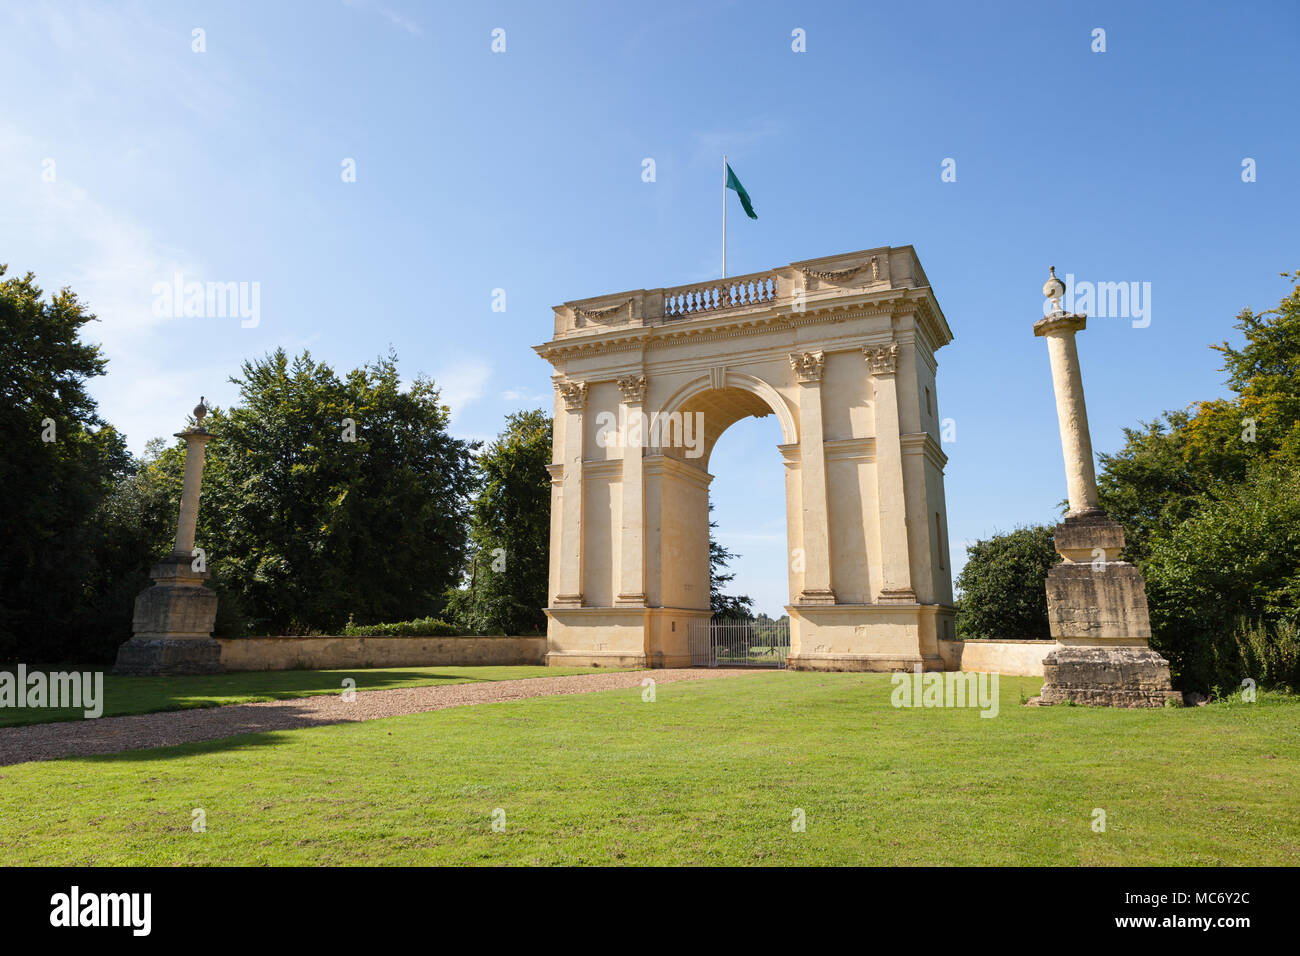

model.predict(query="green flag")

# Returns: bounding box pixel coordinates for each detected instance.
[725,162,758,219]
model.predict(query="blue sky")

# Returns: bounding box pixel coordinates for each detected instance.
[2,0,1296,616]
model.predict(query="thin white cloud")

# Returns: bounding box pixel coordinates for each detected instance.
[500,387,549,403]
[434,359,493,420]
[342,0,422,36]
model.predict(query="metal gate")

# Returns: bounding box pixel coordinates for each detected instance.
[688,617,789,668]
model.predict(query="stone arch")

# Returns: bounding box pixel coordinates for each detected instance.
[536,245,956,672]
[654,371,798,466]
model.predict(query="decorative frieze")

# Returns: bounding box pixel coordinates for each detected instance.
[573,299,633,324]
[789,350,825,383]
[617,374,647,404]
[557,379,588,411]
[864,344,900,375]
[798,260,871,282]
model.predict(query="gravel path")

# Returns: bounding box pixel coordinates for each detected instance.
[0,668,762,766]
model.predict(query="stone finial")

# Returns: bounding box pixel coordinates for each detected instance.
[788,350,825,383]
[1043,266,1066,315]
[863,344,900,375]
[193,396,208,427]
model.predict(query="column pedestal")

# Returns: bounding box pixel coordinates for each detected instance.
[1035,509,1180,706]
[114,554,222,675]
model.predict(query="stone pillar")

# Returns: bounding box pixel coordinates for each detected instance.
[114,398,223,676]
[789,352,835,604]
[174,421,209,555]
[865,345,916,603]
[1032,270,1180,707]
[615,375,647,606]
[553,380,587,608]
[1035,313,1100,516]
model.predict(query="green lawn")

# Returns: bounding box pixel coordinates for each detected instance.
[1,672,1297,865]
[0,665,611,727]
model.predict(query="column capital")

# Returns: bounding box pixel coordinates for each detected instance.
[557,379,588,411]
[863,343,900,375]
[616,374,647,405]
[789,350,825,383]
[1033,313,1087,337]
[174,427,214,445]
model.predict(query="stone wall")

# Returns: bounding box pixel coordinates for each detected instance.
[937,639,1053,676]
[217,635,547,672]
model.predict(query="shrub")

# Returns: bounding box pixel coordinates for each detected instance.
[1231,618,1300,692]
[340,616,463,637]
[954,525,1059,639]
[1144,461,1300,691]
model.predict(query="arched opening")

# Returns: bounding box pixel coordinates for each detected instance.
[653,379,796,667]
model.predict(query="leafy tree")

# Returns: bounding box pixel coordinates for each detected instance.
[1099,270,1300,565]
[954,525,1059,639]
[154,349,475,634]
[1143,459,1300,691]
[0,265,132,662]
[709,502,754,618]
[444,410,552,635]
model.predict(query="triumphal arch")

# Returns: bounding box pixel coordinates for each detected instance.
[534,246,955,670]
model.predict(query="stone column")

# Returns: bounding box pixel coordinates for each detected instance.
[865,345,916,603]
[114,398,222,676]
[615,375,647,606]
[174,423,211,555]
[789,352,835,605]
[1034,313,1100,516]
[1032,269,1180,707]
[553,380,587,607]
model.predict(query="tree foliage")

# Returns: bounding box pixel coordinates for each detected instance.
[155,349,476,635]
[709,502,754,619]
[0,265,136,662]
[1098,270,1300,691]
[954,525,1059,639]
[444,410,552,635]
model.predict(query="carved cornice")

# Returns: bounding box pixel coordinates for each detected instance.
[789,350,825,383]
[863,344,900,375]
[616,374,647,404]
[535,290,939,362]
[901,432,950,471]
[557,380,588,410]
[824,436,877,462]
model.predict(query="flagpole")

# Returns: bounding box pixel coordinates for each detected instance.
[722,154,727,279]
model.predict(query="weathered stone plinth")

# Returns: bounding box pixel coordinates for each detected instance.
[114,554,222,676]
[1040,645,1181,708]
[1038,513,1178,707]
[114,637,223,676]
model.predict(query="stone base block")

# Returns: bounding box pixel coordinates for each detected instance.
[1039,645,1180,708]
[114,638,224,676]
[133,581,218,639]
[1046,561,1152,642]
